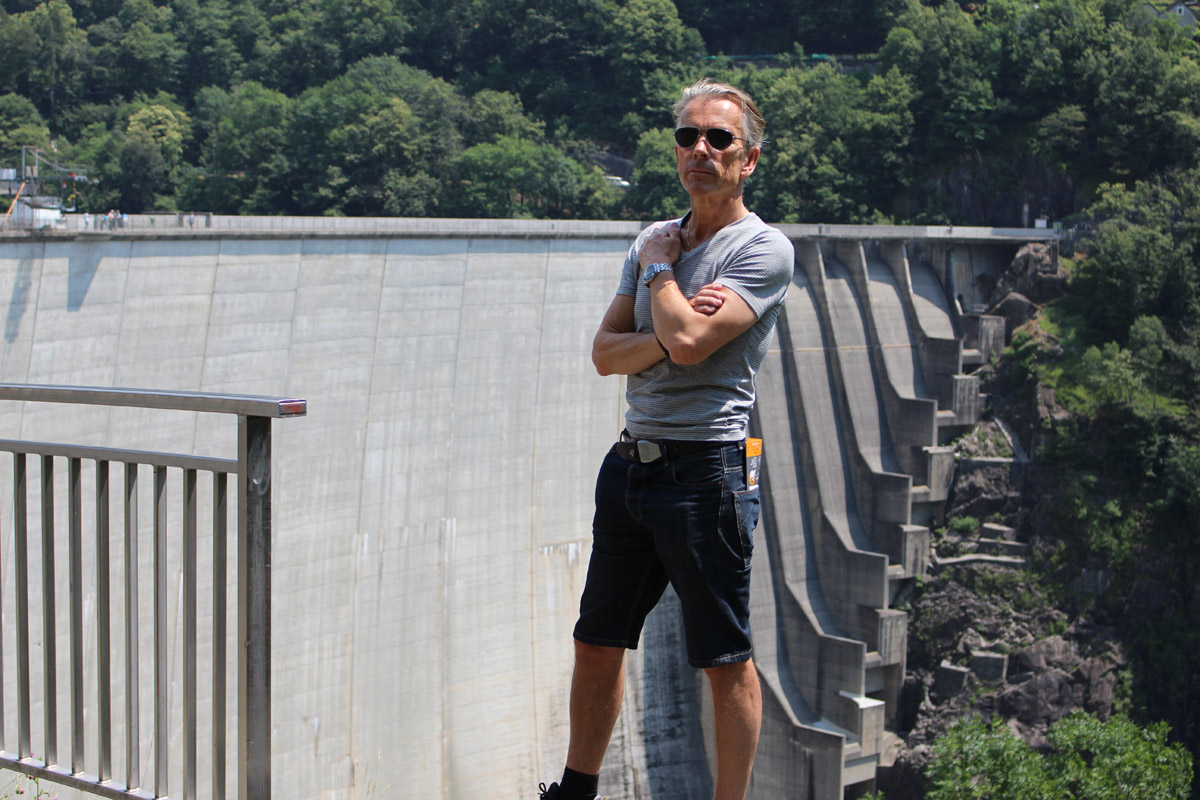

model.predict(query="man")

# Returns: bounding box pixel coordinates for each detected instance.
[539,79,794,800]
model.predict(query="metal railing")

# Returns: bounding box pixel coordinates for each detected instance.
[0,384,306,800]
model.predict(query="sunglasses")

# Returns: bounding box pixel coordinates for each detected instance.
[674,127,744,151]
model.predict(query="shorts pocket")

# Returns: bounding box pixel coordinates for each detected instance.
[732,486,760,568]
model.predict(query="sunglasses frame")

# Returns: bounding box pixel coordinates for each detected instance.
[674,126,744,151]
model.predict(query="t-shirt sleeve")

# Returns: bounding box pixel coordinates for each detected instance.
[618,221,678,298]
[715,229,794,319]
[617,240,640,297]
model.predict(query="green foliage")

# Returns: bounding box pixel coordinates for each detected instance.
[624,127,688,221]
[0,0,1195,223]
[948,515,980,536]
[1050,713,1193,798]
[1078,169,1200,345]
[446,135,593,219]
[1079,342,1142,408]
[928,713,1193,800]
[928,716,1057,800]
[754,62,916,223]
[0,92,50,152]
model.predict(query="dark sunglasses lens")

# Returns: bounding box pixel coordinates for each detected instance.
[707,129,734,149]
[674,128,700,148]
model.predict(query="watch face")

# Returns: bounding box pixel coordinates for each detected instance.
[643,263,671,285]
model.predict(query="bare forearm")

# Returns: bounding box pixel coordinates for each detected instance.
[592,328,667,376]
[647,274,757,365]
[649,276,715,364]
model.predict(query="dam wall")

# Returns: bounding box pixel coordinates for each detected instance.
[0,218,1055,799]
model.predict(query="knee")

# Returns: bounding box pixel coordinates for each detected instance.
[704,658,759,694]
[574,640,625,675]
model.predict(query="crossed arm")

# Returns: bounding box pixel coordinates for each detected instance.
[592,221,761,376]
[591,280,758,376]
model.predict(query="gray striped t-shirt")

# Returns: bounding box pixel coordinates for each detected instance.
[618,212,794,441]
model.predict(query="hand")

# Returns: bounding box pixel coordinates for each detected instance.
[639,222,682,269]
[690,283,726,316]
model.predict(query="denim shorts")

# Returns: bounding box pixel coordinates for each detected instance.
[573,440,761,669]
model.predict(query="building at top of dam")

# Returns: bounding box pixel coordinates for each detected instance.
[0,216,1055,799]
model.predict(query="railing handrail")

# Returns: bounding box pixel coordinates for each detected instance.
[0,384,307,418]
[0,383,305,800]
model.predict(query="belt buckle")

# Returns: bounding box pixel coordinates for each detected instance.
[636,440,663,463]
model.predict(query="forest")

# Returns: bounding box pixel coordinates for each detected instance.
[3,0,1200,795]
[2,0,1198,224]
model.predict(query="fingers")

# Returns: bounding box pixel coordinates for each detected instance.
[641,223,683,267]
[690,283,726,316]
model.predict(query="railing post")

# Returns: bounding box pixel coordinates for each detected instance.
[238,415,272,800]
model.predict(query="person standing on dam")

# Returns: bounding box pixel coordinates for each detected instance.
[540,79,794,800]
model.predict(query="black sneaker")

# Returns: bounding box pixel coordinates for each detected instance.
[537,783,605,800]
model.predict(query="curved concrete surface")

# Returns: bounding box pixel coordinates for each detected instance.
[0,221,1045,799]
[909,260,957,340]
[822,259,900,476]
[866,257,929,401]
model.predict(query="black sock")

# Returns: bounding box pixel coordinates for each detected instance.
[560,766,599,800]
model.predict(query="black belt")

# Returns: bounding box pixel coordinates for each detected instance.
[610,435,732,464]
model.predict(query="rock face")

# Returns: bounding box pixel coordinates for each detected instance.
[988,243,1067,308]
[880,569,1129,798]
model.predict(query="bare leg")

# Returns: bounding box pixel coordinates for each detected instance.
[565,641,627,775]
[705,658,762,800]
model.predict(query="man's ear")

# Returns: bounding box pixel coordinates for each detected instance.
[741,146,760,179]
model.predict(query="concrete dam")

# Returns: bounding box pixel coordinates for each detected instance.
[0,217,1052,799]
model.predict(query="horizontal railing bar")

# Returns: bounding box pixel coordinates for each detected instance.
[0,753,156,800]
[0,440,238,473]
[0,383,306,418]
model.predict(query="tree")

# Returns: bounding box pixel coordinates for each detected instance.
[463,89,545,147]
[446,135,590,219]
[87,0,182,99]
[1080,342,1143,407]
[112,131,167,212]
[1092,25,1200,180]
[1129,315,1167,408]
[0,92,51,152]
[126,104,191,170]
[186,81,293,214]
[928,713,1192,800]
[623,127,688,221]
[927,716,1056,800]
[288,57,466,214]
[605,0,703,135]
[0,0,87,126]
[1048,713,1193,799]
[880,2,1001,163]
[1079,168,1200,343]
[752,62,914,223]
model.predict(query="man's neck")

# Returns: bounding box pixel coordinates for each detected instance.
[686,197,750,249]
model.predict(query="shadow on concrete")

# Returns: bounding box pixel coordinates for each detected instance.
[642,587,714,800]
[68,248,102,311]
[6,251,33,342]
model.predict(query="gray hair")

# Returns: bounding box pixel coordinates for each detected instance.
[673,78,766,151]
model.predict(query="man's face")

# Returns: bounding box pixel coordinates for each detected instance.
[675,97,759,201]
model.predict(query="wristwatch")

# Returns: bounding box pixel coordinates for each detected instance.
[642,262,674,286]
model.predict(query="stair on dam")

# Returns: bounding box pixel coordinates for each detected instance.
[747,234,1017,797]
